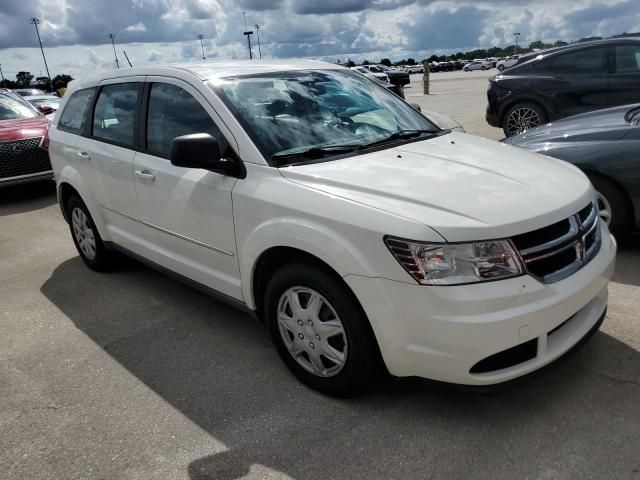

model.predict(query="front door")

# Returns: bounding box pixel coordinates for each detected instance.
[132,79,242,300]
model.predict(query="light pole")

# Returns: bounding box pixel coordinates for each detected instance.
[107,34,120,69]
[254,24,262,59]
[29,18,51,85]
[0,63,5,85]
[242,11,253,59]
[514,32,521,54]
[196,34,206,60]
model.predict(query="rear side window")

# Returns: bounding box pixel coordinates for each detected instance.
[146,83,222,158]
[92,83,140,147]
[615,45,640,73]
[548,47,608,74]
[58,88,95,133]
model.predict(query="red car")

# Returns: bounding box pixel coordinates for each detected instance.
[0,89,52,187]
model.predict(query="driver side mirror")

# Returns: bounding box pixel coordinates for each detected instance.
[170,133,244,178]
[38,105,55,114]
[410,103,422,113]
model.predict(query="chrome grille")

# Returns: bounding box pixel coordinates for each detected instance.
[512,201,601,283]
[0,136,51,180]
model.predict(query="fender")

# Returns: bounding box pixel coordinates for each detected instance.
[239,217,384,310]
[56,165,112,242]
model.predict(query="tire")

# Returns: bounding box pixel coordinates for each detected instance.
[464,67,469,72]
[481,66,486,71]
[264,263,380,396]
[498,64,505,71]
[502,102,547,137]
[587,174,633,240]
[65,194,112,271]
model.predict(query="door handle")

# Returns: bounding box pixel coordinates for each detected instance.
[76,151,91,160]
[134,169,156,181]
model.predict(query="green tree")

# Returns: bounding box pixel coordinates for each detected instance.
[362,59,370,65]
[52,74,73,88]
[380,58,391,67]
[346,58,355,67]
[406,57,416,65]
[15,71,33,88]
[427,55,439,63]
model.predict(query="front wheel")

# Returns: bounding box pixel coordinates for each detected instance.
[498,64,505,71]
[481,66,486,71]
[464,67,469,72]
[265,263,380,396]
[502,102,547,137]
[588,174,633,239]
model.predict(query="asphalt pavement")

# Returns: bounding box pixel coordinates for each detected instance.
[1,70,640,480]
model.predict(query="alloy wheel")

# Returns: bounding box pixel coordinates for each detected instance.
[277,287,348,378]
[71,207,97,260]
[506,107,541,136]
[596,191,612,225]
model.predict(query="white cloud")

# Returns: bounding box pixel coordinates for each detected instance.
[125,22,147,32]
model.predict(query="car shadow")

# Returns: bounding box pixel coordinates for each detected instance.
[0,180,56,217]
[40,256,640,480]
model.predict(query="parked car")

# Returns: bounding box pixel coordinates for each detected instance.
[408,64,423,74]
[496,55,521,71]
[350,66,389,83]
[487,38,640,137]
[49,61,615,396]
[12,88,47,97]
[505,104,640,237]
[364,64,410,86]
[24,95,61,120]
[0,89,52,187]
[463,61,492,71]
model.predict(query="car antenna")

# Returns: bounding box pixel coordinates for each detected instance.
[122,50,133,68]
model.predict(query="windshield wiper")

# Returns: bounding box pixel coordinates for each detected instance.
[271,144,361,164]
[358,129,441,148]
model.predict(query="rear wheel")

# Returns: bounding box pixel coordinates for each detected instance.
[502,102,547,137]
[481,66,486,71]
[498,64,505,71]
[587,174,633,239]
[265,263,379,396]
[464,67,470,72]
[65,194,111,271]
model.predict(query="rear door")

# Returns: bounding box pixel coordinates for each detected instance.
[74,79,144,251]
[132,78,241,299]
[608,43,640,106]
[541,46,611,119]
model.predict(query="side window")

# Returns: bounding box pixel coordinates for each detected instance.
[58,88,95,134]
[548,48,608,74]
[92,83,140,147]
[615,45,640,73]
[146,83,222,158]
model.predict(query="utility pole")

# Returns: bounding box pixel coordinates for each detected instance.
[254,24,262,59]
[242,11,253,59]
[107,33,120,69]
[0,63,5,84]
[514,32,521,54]
[122,50,133,67]
[196,34,206,60]
[29,18,51,84]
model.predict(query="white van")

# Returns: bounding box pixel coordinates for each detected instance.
[48,60,616,395]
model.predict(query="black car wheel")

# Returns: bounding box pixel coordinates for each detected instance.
[464,67,469,72]
[587,174,633,239]
[265,263,380,396]
[503,102,547,137]
[481,66,486,71]
[498,64,505,71]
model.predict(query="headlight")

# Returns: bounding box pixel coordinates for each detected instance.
[385,237,523,285]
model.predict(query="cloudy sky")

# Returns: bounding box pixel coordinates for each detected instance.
[0,0,638,80]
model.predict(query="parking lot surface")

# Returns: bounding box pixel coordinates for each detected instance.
[2,70,640,480]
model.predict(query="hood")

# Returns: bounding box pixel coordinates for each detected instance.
[423,110,464,132]
[506,104,637,147]
[279,132,593,242]
[0,115,49,142]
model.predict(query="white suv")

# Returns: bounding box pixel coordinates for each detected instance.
[49,60,616,396]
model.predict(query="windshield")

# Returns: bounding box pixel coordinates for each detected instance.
[28,97,60,108]
[212,69,439,165]
[0,93,39,120]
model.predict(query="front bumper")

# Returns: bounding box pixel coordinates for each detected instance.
[0,170,54,188]
[345,225,616,385]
